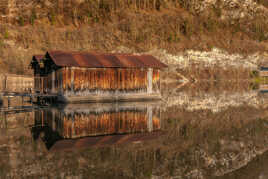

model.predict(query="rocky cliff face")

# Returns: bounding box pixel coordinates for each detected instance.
[0,0,267,74]
[1,0,267,22]
[187,0,268,18]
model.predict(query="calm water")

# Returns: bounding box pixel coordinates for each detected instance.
[0,82,268,178]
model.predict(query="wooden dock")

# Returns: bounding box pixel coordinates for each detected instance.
[0,91,58,106]
[0,105,48,114]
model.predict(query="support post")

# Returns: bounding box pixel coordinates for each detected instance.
[147,68,152,94]
[4,75,7,92]
[71,68,74,94]
[52,70,55,93]
[7,97,10,108]
[147,106,153,132]
[159,69,161,92]
[52,109,56,131]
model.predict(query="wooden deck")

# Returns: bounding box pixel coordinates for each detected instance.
[58,93,162,103]
[0,106,49,114]
[0,91,58,107]
[0,92,57,97]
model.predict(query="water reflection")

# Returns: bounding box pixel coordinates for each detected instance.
[31,102,162,150]
[214,151,268,179]
[0,81,268,179]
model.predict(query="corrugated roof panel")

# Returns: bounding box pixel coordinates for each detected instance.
[100,55,123,67]
[46,51,167,69]
[117,55,146,68]
[138,55,167,68]
[47,51,79,67]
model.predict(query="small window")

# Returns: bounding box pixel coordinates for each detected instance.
[39,60,44,68]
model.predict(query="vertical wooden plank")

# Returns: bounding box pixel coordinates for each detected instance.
[41,77,44,94]
[158,69,161,92]
[4,75,7,91]
[83,68,87,90]
[71,67,74,93]
[62,67,66,92]
[147,106,153,132]
[87,69,91,90]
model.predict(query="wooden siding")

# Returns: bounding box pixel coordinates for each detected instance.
[35,67,161,95]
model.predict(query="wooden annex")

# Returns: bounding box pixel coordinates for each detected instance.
[30,51,167,103]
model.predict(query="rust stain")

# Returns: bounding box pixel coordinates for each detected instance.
[46,50,167,69]
[57,68,151,91]
[34,65,161,93]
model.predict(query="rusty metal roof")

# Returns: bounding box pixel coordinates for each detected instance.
[46,51,167,68]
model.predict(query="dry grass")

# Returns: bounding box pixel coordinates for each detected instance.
[177,65,253,81]
[255,0,268,7]
[0,0,267,74]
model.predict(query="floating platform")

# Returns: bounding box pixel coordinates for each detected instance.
[57,93,162,103]
[0,91,162,104]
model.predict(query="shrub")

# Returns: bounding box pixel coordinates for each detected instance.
[30,9,37,25]
[18,16,24,26]
[3,30,8,39]
[48,11,56,25]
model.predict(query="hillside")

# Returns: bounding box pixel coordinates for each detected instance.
[0,0,268,74]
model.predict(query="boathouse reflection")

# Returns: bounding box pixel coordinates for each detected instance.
[31,102,162,150]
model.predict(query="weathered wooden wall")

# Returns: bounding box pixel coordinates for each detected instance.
[35,67,161,95]
[34,105,161,139]
[0,74,34,92]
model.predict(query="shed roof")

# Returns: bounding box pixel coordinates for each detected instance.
[46,51,167,69]
[32,55,44,62]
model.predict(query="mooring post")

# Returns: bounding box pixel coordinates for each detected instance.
[7,96,10,108]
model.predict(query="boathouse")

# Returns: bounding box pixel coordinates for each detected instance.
[30,51,167,102]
